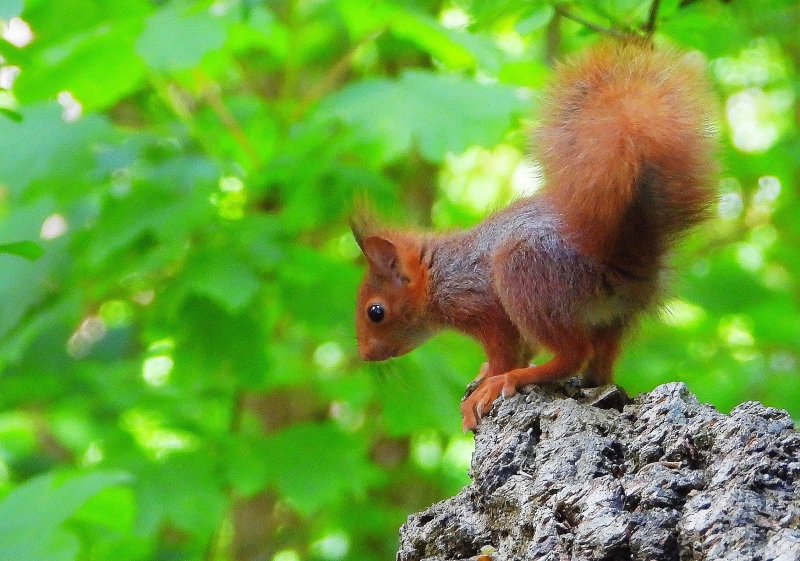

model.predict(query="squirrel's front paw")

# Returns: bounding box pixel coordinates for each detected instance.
[460,374,517,432]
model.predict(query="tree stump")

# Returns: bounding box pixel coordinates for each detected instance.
[397,381,800,561]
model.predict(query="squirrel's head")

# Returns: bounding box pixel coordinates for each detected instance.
[352,220,434,362]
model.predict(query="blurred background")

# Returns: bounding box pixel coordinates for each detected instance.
[0,0,798,559]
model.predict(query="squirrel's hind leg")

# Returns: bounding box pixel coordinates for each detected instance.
[582,323,625,387]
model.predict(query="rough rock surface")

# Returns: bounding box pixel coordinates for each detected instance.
[397,381,800,561]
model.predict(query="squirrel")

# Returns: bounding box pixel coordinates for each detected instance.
[351,40,718,431]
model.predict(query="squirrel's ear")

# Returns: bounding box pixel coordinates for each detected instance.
[362,236,400,278]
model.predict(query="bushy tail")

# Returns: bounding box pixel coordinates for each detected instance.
[534,41,718,276]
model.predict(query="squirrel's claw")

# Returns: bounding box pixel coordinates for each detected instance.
[460,374,509,432]
[460,399,479,433]
[501,377,517,398]
[472,362,490,383]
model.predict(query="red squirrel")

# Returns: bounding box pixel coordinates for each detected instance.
[351,40,718,431]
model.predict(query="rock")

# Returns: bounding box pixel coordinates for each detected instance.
[397,381,800,561]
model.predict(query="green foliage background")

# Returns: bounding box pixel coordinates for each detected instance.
[0,0,798,559]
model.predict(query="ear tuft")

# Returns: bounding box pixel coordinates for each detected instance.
[350,197,380,251]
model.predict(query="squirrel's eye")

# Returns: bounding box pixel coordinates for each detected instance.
[367,304,385,323]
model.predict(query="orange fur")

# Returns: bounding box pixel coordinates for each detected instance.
[536,41,717,270]
[352,40,718,431]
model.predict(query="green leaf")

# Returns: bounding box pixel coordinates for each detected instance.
[183,251,261,313]
[660,3,744,57]
[339,0,475,69]
[17,1,151,49]
[13,21,148,111]
[73,485,137,534]
[171,294,272,391]
[134,453,227,538]
[498,60,550,87]
[248,422,383,514]
[318,70,529,162]
[277,247,362,335]
[226,5,289,61]
[0,241,44,260]
[83,153,217,267]
[136,3,228,71]
[0,470,131,561]
[0,107,23,122]
[0,0,22,19]
[0,199,58,339]
[0,104,113,196]
[515,4,555,34]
